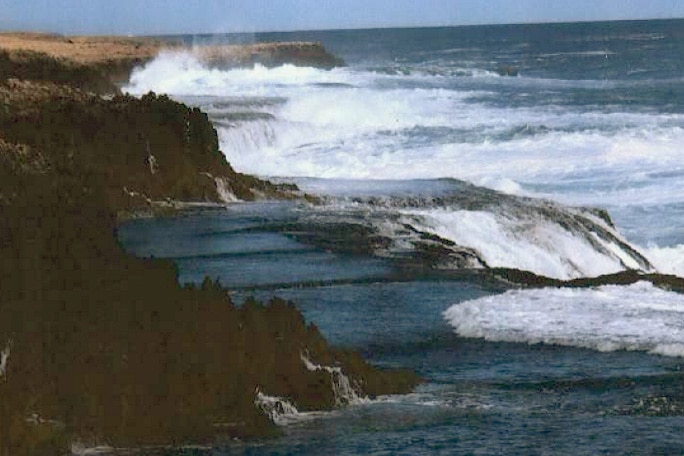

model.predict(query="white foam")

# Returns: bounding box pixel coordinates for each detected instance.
[438,126,684,207]
[125,53,684,205]
[300,352,368,406]
[444,281,684,357]
[214,176,240,203]
[128,54,684,181]
[401,209,634,280]
[0,342,9,377]
[476,177,524,195]
[218,106,684,208]
[125,51,359,97]
[254,390,304,426]
[215,119,278,158]
[644,244,684,278]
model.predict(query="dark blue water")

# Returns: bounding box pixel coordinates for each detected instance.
[122,19,684,454]
[178,19,684,111]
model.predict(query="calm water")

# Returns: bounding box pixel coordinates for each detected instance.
[120,19,684,454]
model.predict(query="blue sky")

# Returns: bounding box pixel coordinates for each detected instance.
[2,0,684,35]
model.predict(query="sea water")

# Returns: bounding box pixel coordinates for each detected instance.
[118,19,684,454]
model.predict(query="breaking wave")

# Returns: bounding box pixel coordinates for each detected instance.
[644,244,684,278]
[400,208,645,280]
[123,50,683,281]
[124,53,684,209]
[284,178,653,280]
[444,281,684,357]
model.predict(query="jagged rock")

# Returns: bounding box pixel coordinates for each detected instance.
[0,81,296,212]
[0,44,417,455]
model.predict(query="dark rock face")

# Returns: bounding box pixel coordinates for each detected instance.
[0,80,294,211]
[0,49,117,93]
[0,75,417,453]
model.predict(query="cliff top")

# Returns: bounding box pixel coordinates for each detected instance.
[0,32,171,65]
[0,32,344,71]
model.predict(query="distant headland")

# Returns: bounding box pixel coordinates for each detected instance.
[0,33,344,91]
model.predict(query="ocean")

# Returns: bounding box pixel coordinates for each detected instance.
[118,19,684,454]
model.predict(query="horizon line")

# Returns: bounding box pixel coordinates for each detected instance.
[2,16,684,38]
[191,15,684,37]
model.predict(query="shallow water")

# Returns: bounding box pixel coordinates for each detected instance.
[118,201,684,455]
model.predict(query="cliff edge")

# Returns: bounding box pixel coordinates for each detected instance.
[0,36,414,455]
[0,33,344,93]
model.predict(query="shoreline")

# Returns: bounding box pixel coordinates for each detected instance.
[0,32,344,93]
[0,34,415,455]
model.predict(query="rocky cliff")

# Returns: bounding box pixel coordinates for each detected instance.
[0,79,295,212]
[0,33,171,91]
[0,33,344,93]
[0,38,415,455]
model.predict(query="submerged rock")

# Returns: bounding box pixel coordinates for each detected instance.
[496,64,519,76]
[490,268,684,292]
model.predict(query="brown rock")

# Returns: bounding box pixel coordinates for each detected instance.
[0,41,417,454]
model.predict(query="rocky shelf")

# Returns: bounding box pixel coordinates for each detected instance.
[0,36,414,455]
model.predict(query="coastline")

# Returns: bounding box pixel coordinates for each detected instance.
[0,34,415,454]
[0,33,344,92]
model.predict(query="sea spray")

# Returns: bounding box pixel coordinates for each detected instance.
[254,389,302,426]
[300,352,368,406]
[645,244,684,278]
[214,176,240,203]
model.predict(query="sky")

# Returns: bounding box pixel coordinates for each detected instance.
[1,0,684,35]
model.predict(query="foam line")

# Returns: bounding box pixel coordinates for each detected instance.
[444,281,684,357]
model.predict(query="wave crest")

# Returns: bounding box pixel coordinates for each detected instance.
[444,281,684,357]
